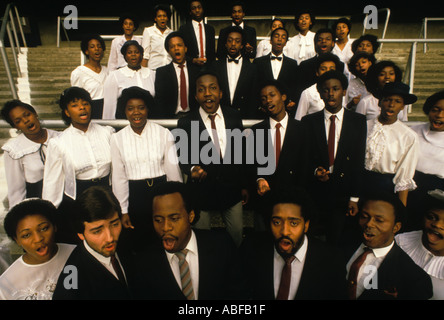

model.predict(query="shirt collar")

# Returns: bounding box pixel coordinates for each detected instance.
[232,22,244,29]
[269,112,288,129]
[359,241,395,258]
[323,106,344,122]
[199,105,222,120]
[83,239,114,266]
[192,19,203,28]
[165,230,198,262]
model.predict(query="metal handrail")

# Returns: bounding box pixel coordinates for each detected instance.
[420,17,444,53]
[0,2,27,99]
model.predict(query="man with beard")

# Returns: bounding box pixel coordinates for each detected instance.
[239,186,347,300]
[53,186,137,300]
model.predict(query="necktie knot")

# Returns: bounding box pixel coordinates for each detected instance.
[275,123,282,129]
[179,64,185,69]
[285,255,295,265]
[175,249,188,262]
[330,115,336,121]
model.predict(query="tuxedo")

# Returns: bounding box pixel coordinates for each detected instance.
[240,231,347,300]
[253,54,300,116]
[52,242,136,300]
[179,20,216,66]
[217,24,257,60]
[153,61,200,119]
[175,106,247,211]
[346,242,433,300]
[301,108,367,244]
[133,229,244,300]
[212,57,262,119]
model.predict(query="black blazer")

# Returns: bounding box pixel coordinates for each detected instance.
[175,106,247,210]
[153,61,200,119]
[211,57,262,119]
[52,243,136,300]
[179,20,216,66]
[253,54,300,111]
[250,116,307,190]
[240,232,347,300]
[133,229,244,300]
[301,108,367,202]
[346,243,433,300]
[217,24,257,60]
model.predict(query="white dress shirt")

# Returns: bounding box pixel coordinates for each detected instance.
[165,230,199,299]
[42,123,115,207]
[273,234,308,299]
[356,94,408,122]
[192,20,206,58]
[0,243,75,300]
[70,65,108,100]
[324,107,345,173]
[411,122,444,179]
[226,55,243,104]
[199,106,227,158]
[110,121,183,213]
[107,34,142,71]
[396,230,444,300]
[365,118,419,192]
[102,66,155,119]
[332,37,354,64]
[2,129,60,208]
[346,242,394,299]
[141,25,172,70]
[295,84,325,120]
[269,112,288,150]
[270,53,284,80]
[286,31,316,64]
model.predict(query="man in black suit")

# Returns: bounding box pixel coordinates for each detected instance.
[153,31,200,119]
[174,71,249,247]
[297,28,345,94]
[53,186,136,300]
[250,79,307,229]
[240,186,347,300]
[212,26,261,119]
[179,0,216,68]
[345,193,433,300]
[301,70,366,246]
[253,27,299,118]
[133,181,243,300]
[216,1,257,60]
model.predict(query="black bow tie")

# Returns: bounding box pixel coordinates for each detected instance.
[271,55,282,61]
[227,58,240,64]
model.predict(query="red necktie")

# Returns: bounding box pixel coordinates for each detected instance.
[111,255,127,286]
[276,255,295,300]
[347,247,372,300]
[179,64,188,110]
[198,22,204,58]
[328,115,336,167]
[209,114,222,158]
[275,123,282,167]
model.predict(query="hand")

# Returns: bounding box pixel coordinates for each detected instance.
[241,189,249,205]
[191,165,207,182]
[286,101,296,112]
[257,179,271,196]
[244,43,254,53]
[315,167,330,182]
[352,95,361,106]
[347,200,359,216]
[193,57,207,66]
[121,214,134,229]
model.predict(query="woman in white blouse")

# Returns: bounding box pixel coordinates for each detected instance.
[364,82,419,206]
[111,86,182,251]
[102,40,155,119]
[71,34,108,119]
[332,17,354,65]
[107,14,142,72]
[396,189,444,300]
[346,52,375,111]
[406,91,444,230]
[42,87,114,243]
[0,199,75,300]
[286,10,316,64]
[1,100,59,209]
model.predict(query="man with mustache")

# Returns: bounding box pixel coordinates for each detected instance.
[133,181,243,300]
[53,186,137,300]
[240,186,347,300]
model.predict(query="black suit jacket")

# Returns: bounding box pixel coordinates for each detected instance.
[175,106,247,210]
[253,54,300,113]
[301,109,367,205]
[217,24,257,60]
[52,243,136,300]
[133,229,244,300]
[240,232,347,300]
[153,61,200,119]
[179,20,216,66]
[346,243,433,300]
[211,57,262,119]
